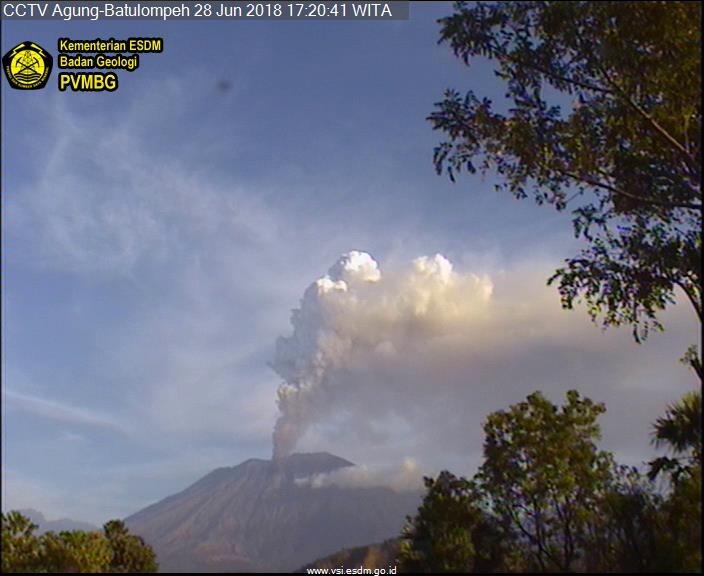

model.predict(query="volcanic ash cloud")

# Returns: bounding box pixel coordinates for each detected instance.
[271,251,493,460]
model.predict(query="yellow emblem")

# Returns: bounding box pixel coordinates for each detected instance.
[3,41,53,90]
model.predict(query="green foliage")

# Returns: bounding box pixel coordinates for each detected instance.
[644,390,702,571]
[658,462,702,572]
[587,465,665,571]
[648,390,702,482]
[41,530,112,573]
[0,512,158,573]
[103,519,158,573]
[430,1,702,345]
[587,457,701,573]
[593,462,702,572]
[398,471,506,573]
[1,511,42,573]
[477,390,613,571]
[401,390,702,572]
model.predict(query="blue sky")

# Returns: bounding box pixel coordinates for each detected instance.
[1,3,699,524]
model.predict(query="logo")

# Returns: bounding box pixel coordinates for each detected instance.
[3,41,53,90]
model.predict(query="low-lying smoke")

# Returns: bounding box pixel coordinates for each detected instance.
[271,251,492,460]
[294,458,422,491]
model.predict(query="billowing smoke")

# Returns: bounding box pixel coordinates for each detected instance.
[271,251,493,460]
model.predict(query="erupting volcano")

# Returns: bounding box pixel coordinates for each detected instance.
[126,452,420,572]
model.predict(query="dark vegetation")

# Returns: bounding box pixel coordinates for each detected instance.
[430,1,701,351]
[1,515,157,573]
[398,390,702,572]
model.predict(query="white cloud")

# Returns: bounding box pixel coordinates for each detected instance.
[4,389,126,433]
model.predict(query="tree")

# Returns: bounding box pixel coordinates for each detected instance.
[587,465,665,572]
[103,519,158,573]
[429,1,701,356]
[648,390,702,482]
[1,511,42,573]
[398,471,507,573]
[658,462,702,571]
[647,390,702,571]
[0,512,157,573]
[41,530,113,573]
[477,390,613,571]
[396,391,701,572]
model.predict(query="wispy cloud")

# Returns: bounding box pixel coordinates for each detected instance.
[4,389,126,433]
[7,94,279,277]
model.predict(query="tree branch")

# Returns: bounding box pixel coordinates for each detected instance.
[484,37,615,97]
[558,168,703,212]
[674,280,703,323]
[593,61,700,177]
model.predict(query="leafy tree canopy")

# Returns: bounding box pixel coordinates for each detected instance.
[648,389,702,482]
[398,471,506,573]
[41,530,112,573]
[477,390,613,571]
[103,519,158,573]
[1,511,42,573]
[0,512,158,573]
[430,1,701,346]
[401,390,701,572]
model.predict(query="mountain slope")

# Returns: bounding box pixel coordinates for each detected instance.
[125,453,419,572]
[17,508,98,534]
[298,539,401,573]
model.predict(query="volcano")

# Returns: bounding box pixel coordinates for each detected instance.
[125,453,420,572]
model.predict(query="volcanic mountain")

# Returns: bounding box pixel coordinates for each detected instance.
[125,452,420,572]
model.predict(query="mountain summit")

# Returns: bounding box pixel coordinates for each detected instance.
[125,452,419,572]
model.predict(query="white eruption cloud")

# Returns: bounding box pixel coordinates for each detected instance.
[271,251,493,460]
[271,251,696,477]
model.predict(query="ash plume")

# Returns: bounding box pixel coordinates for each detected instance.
[271,251,492,460]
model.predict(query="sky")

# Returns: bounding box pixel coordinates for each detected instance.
[1,2,699,524]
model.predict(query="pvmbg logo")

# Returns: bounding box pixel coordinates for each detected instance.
[2,41,53,89]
